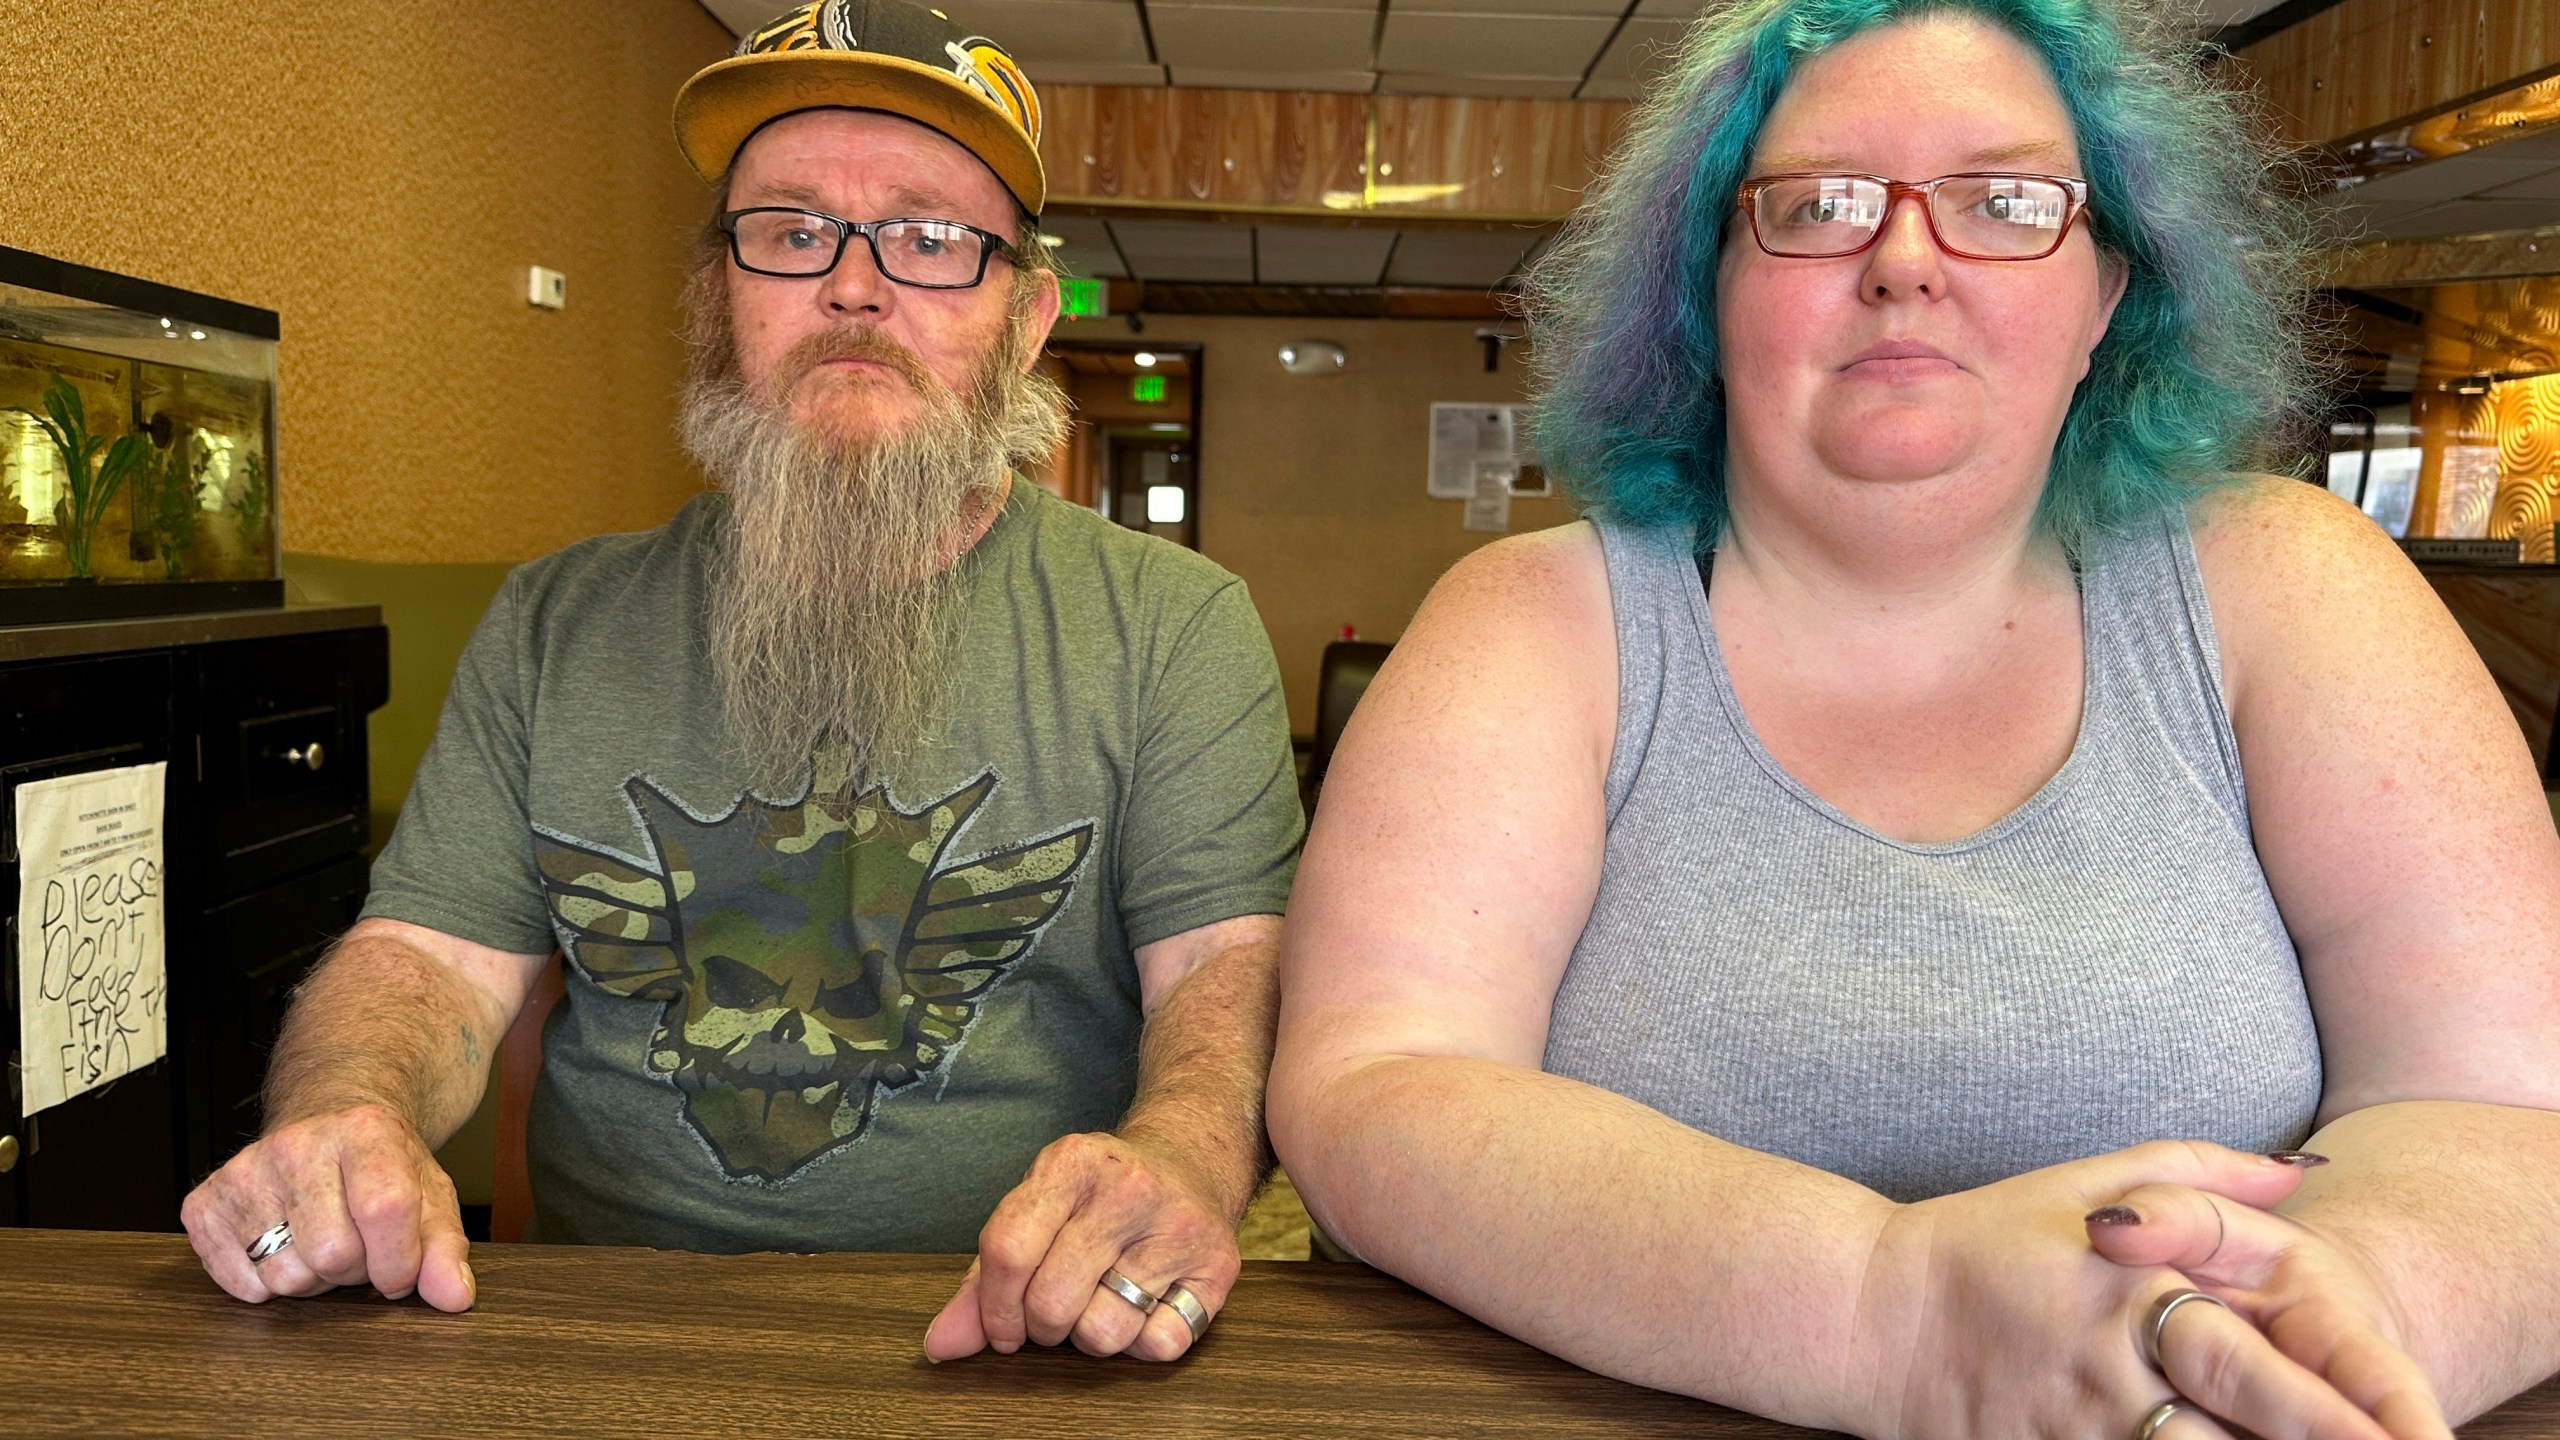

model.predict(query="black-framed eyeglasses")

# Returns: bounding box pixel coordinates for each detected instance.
[718,208,1019,288]
[1735,172,2093,261]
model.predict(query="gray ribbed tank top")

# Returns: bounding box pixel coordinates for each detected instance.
[1542,515,2321,1201]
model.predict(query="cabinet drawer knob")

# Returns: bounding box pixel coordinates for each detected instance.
[284,743,326,772]
[0,1133,18,1172]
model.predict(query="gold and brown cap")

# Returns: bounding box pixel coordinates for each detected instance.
[674,0,1046,214]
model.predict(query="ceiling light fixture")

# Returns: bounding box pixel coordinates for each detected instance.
[1133,351,1157,367]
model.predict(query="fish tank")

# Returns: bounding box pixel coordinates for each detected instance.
[0,244,281,624]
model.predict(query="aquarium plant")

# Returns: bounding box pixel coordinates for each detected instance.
[136,434,199,579]
[11,374,148,578]
[231,449,268,555]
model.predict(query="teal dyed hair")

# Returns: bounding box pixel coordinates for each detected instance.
[1522,0,2324,549]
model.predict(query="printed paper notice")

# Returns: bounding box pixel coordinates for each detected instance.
[14,763,168,1120]
[1464,460,1515,533]
[1430,403,1522,498]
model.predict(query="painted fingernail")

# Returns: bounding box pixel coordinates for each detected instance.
[2265,1150,2331,1167]
[2085,1205,2143,1226]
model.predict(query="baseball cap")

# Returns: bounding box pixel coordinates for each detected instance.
[674,0,1047,215]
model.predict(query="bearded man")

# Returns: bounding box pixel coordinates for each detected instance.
[178,0,1302,1365]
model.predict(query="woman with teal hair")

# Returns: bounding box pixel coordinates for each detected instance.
[1268,0,2560,1435]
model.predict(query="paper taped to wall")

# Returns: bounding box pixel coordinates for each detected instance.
[1430,402,1529,499]
[1465,461,1514,533]
[14,763,169,1120]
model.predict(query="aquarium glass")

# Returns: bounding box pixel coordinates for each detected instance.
[0,257,278,598]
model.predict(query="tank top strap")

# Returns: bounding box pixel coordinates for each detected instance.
[1591,518,1708,826]
[2076,508,2251,828]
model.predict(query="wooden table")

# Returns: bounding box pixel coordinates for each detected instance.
[2,1231,2553,1438]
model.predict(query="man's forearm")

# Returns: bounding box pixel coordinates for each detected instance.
[262,933,507,1148]
[1114,939,1282,1221]
[2283,1099,2560,1420]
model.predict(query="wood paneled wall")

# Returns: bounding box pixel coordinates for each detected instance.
[2230,0,2560,149]
[1039,85,1631,221]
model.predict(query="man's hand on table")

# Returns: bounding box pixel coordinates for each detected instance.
[180,1103,475,1312]
[924,1129,1241,1362]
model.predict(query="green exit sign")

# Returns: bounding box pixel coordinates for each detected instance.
[1059,275,1108,319]
[1132,374,1168,403]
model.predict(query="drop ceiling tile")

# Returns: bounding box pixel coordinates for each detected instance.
[2343,155,2555,207]
[2479,167,2560,202]
[701,0,791,37]
[1577,76,1640,99]
[930,1,1153,63]
[1377,12,1617,80]
[1025,60,1170,85]
[1391,0,1624,12]
[2194,0,2288,24]
[1167,67,1378,91]
[2479,128,2560,164]
[2356,198,2557,241]
[1583,16,1688,89]
[2394,197,2560,238]
[1108,218,1257,281]
[1038,214,1129,278]
[1630,0,1708,15]
[1148,5,1378,71]
[1385,228,1536,287]
[1378,72,1581,98]
[1254,225,1399,284]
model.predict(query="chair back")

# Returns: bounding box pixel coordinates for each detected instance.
[1304,640,1392,812]
[489,954,566,1244]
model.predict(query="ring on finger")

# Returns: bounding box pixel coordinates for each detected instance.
[244,1221,295,1264]
[1160,1283,1209,1338]
[1100,1267,1158,1314]
[2132,1399,2192,1440]
[2141,1289,2231,1371]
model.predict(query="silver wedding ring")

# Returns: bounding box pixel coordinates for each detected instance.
[2132,1398,2192,1440]
[244,1221,294,1264]
[1099,1267,1157,1314]
[1160,1282,1209,1338]
[2141,1288,2231,1370]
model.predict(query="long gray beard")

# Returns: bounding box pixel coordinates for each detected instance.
[679,332,1068,793]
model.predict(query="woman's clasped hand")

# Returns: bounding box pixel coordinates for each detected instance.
[1856,1142,2445,1440]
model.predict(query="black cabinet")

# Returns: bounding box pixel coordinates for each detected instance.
[1,609,386,1230]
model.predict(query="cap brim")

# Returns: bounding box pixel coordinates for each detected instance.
[674,50,1046,214]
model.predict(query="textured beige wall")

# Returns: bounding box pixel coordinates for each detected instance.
[1054,312,1577,736]
[0,0,730,563]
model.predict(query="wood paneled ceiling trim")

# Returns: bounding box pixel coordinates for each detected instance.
[1039,84,1631,222]
[2227,0,2560,152]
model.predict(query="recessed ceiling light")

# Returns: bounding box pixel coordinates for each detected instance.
[1133,351,1157,367]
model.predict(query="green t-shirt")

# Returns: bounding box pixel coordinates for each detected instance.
[362,481,1303,1252]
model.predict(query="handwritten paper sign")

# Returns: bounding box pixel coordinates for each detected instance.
[14,763,168,1120]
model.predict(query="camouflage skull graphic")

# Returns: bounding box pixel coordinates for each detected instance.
[537,752,1092,1181]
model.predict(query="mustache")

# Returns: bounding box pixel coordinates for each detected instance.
[763,325,942,406]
